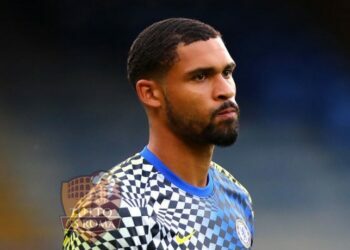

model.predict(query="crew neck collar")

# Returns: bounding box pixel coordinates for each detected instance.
[140,146,214,197]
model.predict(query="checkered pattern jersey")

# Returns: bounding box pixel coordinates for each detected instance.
[63,149,254,249]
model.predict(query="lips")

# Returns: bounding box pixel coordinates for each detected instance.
[213,101,240,120]
[217,107,237,116]
[216,108,238,120]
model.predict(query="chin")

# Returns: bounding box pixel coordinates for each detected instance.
[210,129,239,147]
[214,136,238,147]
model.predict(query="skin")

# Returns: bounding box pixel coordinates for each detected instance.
[136,37,238,187]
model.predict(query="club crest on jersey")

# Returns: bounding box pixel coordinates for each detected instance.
[236,218,251,248]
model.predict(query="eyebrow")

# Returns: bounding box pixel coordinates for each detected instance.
[184,62,236,78]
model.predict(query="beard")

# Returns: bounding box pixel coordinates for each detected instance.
[164,97,239,147]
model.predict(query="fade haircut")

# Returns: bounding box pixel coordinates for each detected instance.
[127,18,221,88]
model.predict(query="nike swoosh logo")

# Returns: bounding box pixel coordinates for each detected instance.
[175,229,196,245]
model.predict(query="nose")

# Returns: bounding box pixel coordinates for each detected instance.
[213,75,236,101]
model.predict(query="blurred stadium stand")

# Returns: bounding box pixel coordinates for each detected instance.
[1,0,349,249]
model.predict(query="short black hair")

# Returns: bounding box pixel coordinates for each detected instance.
[127,18,221,88]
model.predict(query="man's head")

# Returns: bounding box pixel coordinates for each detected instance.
[127,18,221,87]
[127,18,240,147]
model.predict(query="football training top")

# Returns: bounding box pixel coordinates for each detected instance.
[63,147,254,249]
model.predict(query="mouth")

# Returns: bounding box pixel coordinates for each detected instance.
[216,108,237,119]
[212,101,240,121]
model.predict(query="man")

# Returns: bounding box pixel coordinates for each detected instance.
[63,18,254,249]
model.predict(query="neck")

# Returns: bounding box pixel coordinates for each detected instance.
[148,124,214,187]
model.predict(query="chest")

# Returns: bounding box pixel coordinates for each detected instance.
[147,185,253,249]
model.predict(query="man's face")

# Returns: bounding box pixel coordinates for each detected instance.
[161,37,240,147]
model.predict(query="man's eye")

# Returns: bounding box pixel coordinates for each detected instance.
[223,69,233,78]
[193,73,207,81]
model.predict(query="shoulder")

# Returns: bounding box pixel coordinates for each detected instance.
[99,153,157,189]
[63,153,156,249]
[97,153,158,205]
[108,153,154,180]
[211,162,253,205]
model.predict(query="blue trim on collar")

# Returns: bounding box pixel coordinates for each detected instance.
[140,146,213,197]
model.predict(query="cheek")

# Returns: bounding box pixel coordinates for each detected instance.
[166,84,213,118]
[179,96,211,120]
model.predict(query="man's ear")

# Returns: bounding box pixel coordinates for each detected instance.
[135,79,163,108]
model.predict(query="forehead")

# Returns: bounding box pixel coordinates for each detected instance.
[173,37,234,72]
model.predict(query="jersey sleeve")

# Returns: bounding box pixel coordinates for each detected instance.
[62,177,152,249]
[211,162,255,242]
